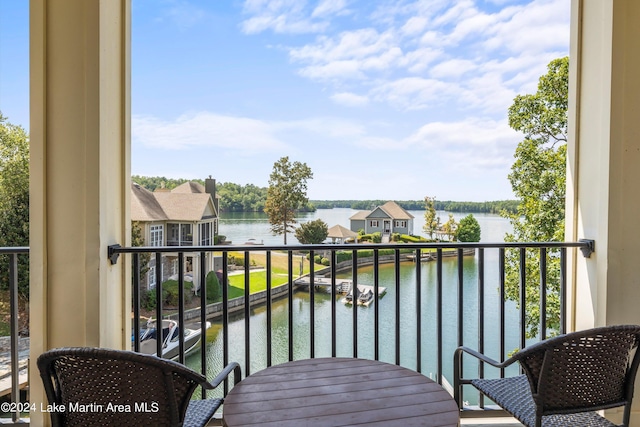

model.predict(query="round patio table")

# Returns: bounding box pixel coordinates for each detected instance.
[223,357,459,427]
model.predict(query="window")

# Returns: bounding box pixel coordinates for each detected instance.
[148,259,156,288]
[370,220,379,227]
[199,222,212,245]
[150,225,163,246]
[395,220,407,228]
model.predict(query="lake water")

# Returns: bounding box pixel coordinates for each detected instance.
[218,208,511,245]
[191,209,516,403]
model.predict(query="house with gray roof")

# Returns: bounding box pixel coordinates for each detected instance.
[131,177,219,289]
[349,201,414,240]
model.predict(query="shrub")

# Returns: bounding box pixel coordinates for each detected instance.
[162,280,194,306]
[140,279,194,310]
[336,251,352,263]
[314,255,323,264]
[321,257,330,266]
[372,232,382,243]
[214,235,226,244]
[206,270,221,303]
[228,254,244,266]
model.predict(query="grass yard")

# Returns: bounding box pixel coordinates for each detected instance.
[225,251,313,297]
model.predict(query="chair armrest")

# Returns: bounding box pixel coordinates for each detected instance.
[208,362,242,390]
[453,346,518,408]
[454,346,516,369]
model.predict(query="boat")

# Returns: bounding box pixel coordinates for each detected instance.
[341,285,386,307]
[135,317,210,360]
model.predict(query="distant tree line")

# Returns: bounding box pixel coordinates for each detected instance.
[131,176,516,214]
[310,199,518,214]
[131,175,313,213]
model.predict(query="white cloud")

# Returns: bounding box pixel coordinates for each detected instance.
[371,77,458,110]
[405,118,519,170]
[132,112,289,152]
[240,0,344,34]
[311,0,350,18]
[330,92,370,107]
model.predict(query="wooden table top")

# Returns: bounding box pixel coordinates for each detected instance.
[223,357,459,427]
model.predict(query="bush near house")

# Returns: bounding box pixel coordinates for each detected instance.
[140,280,194,311]
[206,270,221,303]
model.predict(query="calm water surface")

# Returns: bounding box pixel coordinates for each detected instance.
[190,209,517,403]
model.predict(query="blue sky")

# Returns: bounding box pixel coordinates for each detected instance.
[0,0,569,202]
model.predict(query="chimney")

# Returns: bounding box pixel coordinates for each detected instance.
[205,176,216,197]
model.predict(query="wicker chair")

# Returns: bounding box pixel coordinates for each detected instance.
[37,347,241,427]
[454,325,640,427]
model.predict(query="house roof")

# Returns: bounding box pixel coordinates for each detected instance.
[327,224,358,239]
[131,183,167,221]
[131,182,216,222]
[172,181,205,194]
[349,201,414,222]
[349,210,371,220]
[377,201,414,220]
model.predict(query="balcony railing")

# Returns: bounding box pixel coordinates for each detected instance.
[0,240,594,423]
[110,240,593,418]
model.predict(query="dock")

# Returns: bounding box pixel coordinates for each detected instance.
[293,277,386,306]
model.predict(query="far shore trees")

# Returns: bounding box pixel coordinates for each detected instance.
[264,157,313,245]
[502,56,568,337]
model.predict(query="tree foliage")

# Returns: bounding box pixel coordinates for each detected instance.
[441,213,458,241]
[131,221,151,280]
[0,113,29,297]
[295,219,329,244]
[457,214,481,242]
[422,196,439,239]
[502,57,569,338]
[264,157,313,244]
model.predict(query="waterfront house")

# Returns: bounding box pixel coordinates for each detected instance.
[349,201,414,239]
[19,2,640,425]
[130,178,219,289]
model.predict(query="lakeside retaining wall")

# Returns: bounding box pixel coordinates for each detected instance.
[170,248,475,322]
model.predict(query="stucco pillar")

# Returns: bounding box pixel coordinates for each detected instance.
[29,0,131,424]
[567,0,640,423]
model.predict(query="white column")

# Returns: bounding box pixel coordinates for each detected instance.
[567,0,640,424]
[29,0,131,424]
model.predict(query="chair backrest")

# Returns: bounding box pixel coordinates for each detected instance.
[37,347,209,427]
[513,325,640,416]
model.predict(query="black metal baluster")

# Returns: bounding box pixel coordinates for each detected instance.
[499,248,506,378]
[222,253,230,395]
[199,251,207,397]
[177,252,185,365]
[395,249,401,365]
[133,253,141,353]
[519,248,526,352]
[331,250,337,357]
[352,249,358,358]
[309,250,315,358]
[560,247,567,334]
[288,251,294,361]
[415,249,422,373]
[266,251,273,367]
[478,248,485,408]
[244,251,251,375]
[155,252,163,359]
[436,248,443,385]
[539,248,547,340]
[374,249,380,361]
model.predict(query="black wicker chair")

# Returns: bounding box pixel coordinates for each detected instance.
[454,325,640,427]
[37,347,241,427]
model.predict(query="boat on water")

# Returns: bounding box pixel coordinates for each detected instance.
[135,317,210,360]
[341,285,386,307]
